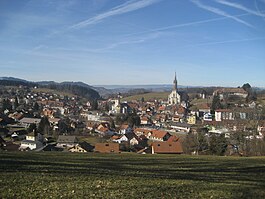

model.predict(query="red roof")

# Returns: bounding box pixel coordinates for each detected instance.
[150,130,169,139]
[167,135,179,142]
[152,142,183,154]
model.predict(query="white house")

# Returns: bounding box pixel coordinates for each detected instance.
[215,109,234,121]
[20,133,44,151]
[203,113,213,121]
[113,133,140,146]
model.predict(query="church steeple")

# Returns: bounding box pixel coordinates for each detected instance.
[173,72,177,91]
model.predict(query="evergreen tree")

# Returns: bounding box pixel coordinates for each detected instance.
[37,116,50,135]
[28,123,37,133]
[91,100,98,110]
[209,134,227,155]
[242,83,251,92]
[2,99,12,111]
[13,97,19,110]
[110,118,116,129]
[211,95,222,111]
[33,102,40,111]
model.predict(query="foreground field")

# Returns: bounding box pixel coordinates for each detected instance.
[0,153,265,198]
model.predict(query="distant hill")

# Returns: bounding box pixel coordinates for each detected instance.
[0,77,100,100]
[0,77,29,83]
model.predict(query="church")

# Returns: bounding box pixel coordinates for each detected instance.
[168,73,189,106]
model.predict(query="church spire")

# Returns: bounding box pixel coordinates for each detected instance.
[173,72,177,91]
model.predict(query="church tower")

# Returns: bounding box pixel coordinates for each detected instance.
[173,72,177,91]
[168,73,180,105]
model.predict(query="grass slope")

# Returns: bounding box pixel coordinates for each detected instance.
[122,92,170,102]
[0,152,265,198]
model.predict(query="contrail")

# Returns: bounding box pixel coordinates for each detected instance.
[69,0,160,29]
[190,0,253,28]
[216,0,265,17]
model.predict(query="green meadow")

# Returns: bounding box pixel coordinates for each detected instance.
[0,152,265,198]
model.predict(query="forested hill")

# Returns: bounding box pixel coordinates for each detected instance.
[0,77,100,100]
[43,82,100,100]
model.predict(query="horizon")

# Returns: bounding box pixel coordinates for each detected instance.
[1,76,264,89]
[0,0,265,87]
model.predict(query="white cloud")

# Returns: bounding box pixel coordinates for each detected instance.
[216,0,265,17]
[190,0,253,28]
[69,0,160,29]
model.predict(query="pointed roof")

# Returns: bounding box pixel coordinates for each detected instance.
[173,72,177,90]
[173,72,177,84]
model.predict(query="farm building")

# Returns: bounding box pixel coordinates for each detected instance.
[68,142,94,153]
[151,141,183,154]
[95,143,120,153]
[57,135,78,148]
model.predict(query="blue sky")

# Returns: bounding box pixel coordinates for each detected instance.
[0,0,265,87]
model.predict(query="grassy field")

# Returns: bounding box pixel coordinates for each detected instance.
[0,153,265,198]
[78,135,108,145]
[122,92,170,102]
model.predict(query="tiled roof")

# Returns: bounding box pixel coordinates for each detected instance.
[152,141,183,154]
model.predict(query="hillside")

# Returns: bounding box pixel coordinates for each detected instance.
[0,78,100,100]
[0,152,265,198]
[122,92,170,102]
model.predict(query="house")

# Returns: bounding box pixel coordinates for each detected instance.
[95,143,120,153]
[157,106,166,113]
[87,123,95,131]
[20,133,44,151]
[203,112,213,121]
[172,115,180,122]
[49,118,61,131]
[140,116,151,125]
[215,109,234,121]
[176,106,186,117]
[42,144,63,152]
[187,115,196,125]
[57,135,78,148]
[68,142,94,153]
[118,124,132,134]
[43,108,55,118]
[200,90,207,99]
[147,130,171,142]
[8,112,23,121]
[198,103,211,118]
[112,133,140,146]
[134,128,152,137]
[151,141,183,154]
[95,122,115,135]
[48,118,60,126]
[19,117,41,128]
[213,88,248,100]
[170,122,192,132]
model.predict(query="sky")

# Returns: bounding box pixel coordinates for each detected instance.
[0,0,265,87]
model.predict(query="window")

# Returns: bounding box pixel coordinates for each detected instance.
[105,144,109,146]
[157,144,160,146]
[169,144,172,147]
